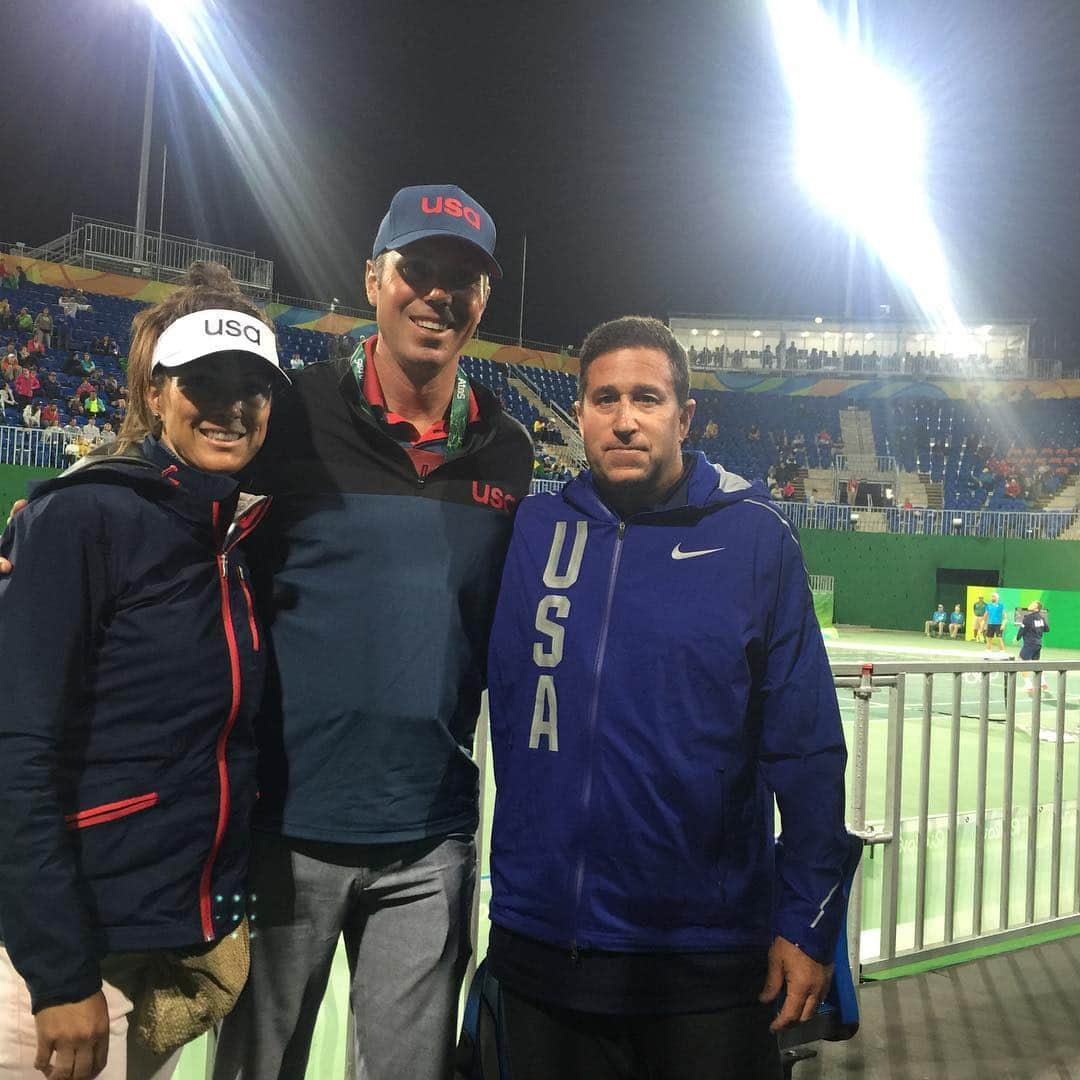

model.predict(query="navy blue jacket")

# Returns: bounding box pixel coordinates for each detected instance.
[0,438,267,1012]
[242,351,534,843]
[488,453,849,963]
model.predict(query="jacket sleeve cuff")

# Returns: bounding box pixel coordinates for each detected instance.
[772,904,843,965]
[29,972,104,1015]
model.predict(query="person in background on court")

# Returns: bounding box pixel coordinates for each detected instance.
[984,591,1008,656]
[948,604,965,639]
[485,316,850,1080]
[972,594,988,643]
[925,604,947,637]
[1018,600,1050,695]
[0,263,288,1080]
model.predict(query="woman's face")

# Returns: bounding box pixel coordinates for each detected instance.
[146,353,273,475]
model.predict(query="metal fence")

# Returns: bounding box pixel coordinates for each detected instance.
[28,216,274,295]
[779,500,1079,539]
[0,425,81,470]
[832,454,898,476]
[837,659,1080,975]
[809,574,835,593]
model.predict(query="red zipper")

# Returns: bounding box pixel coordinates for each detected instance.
[198,523,243,942]
[237,566,260,652]
[65,792,159,830]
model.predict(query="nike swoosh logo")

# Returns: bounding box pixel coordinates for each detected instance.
[671,544,725,560]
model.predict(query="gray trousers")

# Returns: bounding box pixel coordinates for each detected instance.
[212,829,476,1080]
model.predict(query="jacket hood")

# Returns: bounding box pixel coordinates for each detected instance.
[562,450,770,520]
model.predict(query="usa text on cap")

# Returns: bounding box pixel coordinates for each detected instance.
[373,185,502,278]
[152,309,290,384]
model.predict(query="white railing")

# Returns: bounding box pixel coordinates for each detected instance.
[838,659,1080,975]
[832,453,898,476]
[779,500,1079,539]
[28,215,274,295]
[808,574,835,593]
[0,425,84,470]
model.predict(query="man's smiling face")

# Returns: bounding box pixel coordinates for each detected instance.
[365,236,489,372]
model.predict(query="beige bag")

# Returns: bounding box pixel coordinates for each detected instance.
[130,919,250,1055]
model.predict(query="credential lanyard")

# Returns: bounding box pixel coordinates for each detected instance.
[350,340,470,453]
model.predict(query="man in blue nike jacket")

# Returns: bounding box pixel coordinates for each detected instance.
[486,316,850,1078]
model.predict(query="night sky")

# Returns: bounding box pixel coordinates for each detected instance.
[3,0,1079,358]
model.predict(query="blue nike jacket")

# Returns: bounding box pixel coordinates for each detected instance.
[487,452,849,963]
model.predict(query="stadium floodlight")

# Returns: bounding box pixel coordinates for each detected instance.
[142,0,204,39]
[766,0,965,336]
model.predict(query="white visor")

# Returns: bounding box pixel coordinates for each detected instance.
[151,309,290,384]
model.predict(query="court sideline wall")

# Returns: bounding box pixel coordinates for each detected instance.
[800,532,1078,629]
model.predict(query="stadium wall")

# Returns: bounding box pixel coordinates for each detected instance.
[800,531,1078,631]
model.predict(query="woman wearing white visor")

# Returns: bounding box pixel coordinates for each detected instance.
[0,263,288,1080]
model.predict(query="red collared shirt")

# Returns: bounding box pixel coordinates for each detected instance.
[359,335,480,476]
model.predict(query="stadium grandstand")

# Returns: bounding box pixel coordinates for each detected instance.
[5,236,1080,1078]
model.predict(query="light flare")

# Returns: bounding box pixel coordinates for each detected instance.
[766,0,964,335]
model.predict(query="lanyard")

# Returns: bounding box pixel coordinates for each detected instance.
[350,339,470,454]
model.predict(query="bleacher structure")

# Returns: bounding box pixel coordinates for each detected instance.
[5,253,1080,537]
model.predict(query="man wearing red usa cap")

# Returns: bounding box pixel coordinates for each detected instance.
[212,186,533,1079]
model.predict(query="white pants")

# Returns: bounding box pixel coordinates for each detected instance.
[0,945,182,1080]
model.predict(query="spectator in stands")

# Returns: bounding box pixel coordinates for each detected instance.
[485,315,850,1078]
[91,333,119,357]
[66,393,84,418]
[38,371,61,400]
[0,263,286,1079]
[97,421,117,446]
[42,418,65,449]
[113,396,128,423]
[15,308,32,334]
[74,376,96,401]
[948,605,965,639]
[52,306,71,350]
[13,366,39,407]
[0,382,14,410]
[0,299,12,331]
[39,401,59,428]
[81,417,101,444]
[925,604,947,637]
[101,374,121,403]
[1005,475,1022,499]
[290,350,304,371]
[84,390,107,420]
[21,401,41,428]
[25,333,45,357]
[60,417,81,440]
[78,352,99,377]
[0,351,19,383]
[15,265,26,288]
[32,308,53,349]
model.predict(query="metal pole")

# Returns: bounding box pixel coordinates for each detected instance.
[156,144,168,279]
[517,233,527,347]
[158,144,168,239]
[134,20,157,263]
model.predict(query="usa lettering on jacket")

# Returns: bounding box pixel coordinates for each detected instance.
[529,520,588,752]
[471,481,517,514]
[420,195,482,231]
[205,318,262,345]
